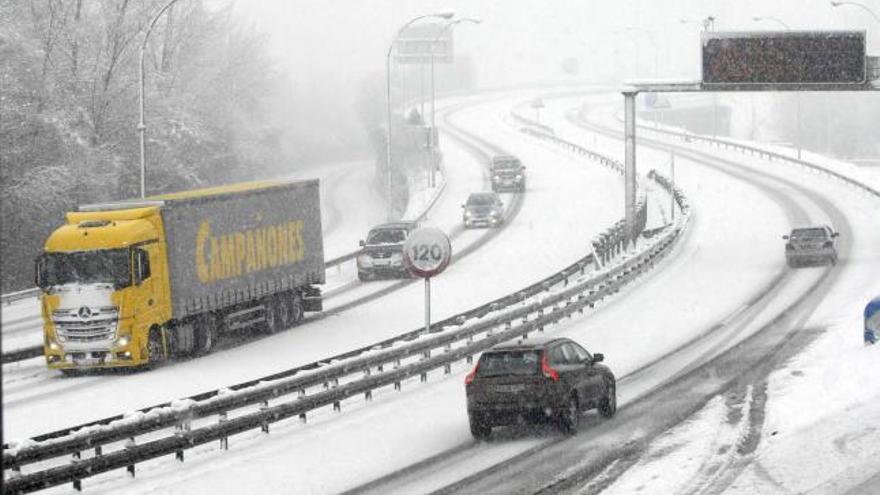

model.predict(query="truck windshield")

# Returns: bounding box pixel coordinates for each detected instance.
[39,249,131,289]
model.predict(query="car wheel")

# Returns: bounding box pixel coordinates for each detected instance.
[830,254,838,266]
[559,394,580,433]
[599,379,617,418]
[358,271,369,282]
[469,415,492,440]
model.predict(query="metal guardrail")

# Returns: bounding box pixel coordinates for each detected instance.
[1,289,40,306]
[2,119,691,494]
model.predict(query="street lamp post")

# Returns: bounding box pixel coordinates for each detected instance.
[386,11,455,221]
[139,0,182,199]
[429,17,481,188]
[830,1,880,23]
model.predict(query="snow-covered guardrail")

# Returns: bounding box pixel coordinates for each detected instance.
[1,289,40,306]
[2,119,691,494]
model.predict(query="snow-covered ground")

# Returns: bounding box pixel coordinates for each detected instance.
[5,88,879,494]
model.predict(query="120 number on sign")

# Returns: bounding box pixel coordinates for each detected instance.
[403,227,452,278]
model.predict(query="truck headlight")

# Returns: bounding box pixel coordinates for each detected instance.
[48,341,61,351]
[116,335,130,347]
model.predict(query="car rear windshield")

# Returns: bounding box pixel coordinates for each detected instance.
[366,229,407,244]
[476,350,541,378]
[790,228,828,240]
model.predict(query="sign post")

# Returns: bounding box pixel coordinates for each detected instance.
[403,227,452,334]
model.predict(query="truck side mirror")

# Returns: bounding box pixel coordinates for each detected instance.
[35,256,45,289]
[133,249,150,286]
[133,251,144,286]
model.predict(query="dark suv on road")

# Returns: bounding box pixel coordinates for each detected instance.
[490,155,526,192]
[357,221,419,281]
[783,225,839,267]
[465,336,616,439]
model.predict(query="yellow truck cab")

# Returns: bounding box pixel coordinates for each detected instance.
[36,180,324,373]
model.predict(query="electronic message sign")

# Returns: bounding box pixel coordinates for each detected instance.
[702,31,866,86]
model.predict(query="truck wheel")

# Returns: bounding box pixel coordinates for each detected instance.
[264,296,284,334]
[148,326,167,365]
[196,315,218,355]
[289,291,304,324]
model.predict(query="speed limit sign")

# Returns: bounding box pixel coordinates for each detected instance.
[403,227,452,278]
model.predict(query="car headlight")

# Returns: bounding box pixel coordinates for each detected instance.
[357,254,372,266]
[464,211,473,217]
[391,252,403,262]
[493,175,501,181]
[515,174,523,180]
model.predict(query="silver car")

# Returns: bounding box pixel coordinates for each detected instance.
[462,192,504,228]
[783,225,839,267]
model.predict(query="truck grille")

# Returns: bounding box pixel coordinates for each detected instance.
[53,306,118,343]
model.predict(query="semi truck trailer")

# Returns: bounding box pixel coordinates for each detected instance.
[35,179,324,372]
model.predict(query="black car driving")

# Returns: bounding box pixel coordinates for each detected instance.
[465,336,616,439]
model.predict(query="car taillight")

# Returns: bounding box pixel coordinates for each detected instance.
[465,363,479,385]
[823,241,833,248]
[541,352,559,381]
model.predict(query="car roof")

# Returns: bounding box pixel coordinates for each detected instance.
[370,221,418,231]
[488,336,569,351]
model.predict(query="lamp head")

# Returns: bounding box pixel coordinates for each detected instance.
[434,10,456,19]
